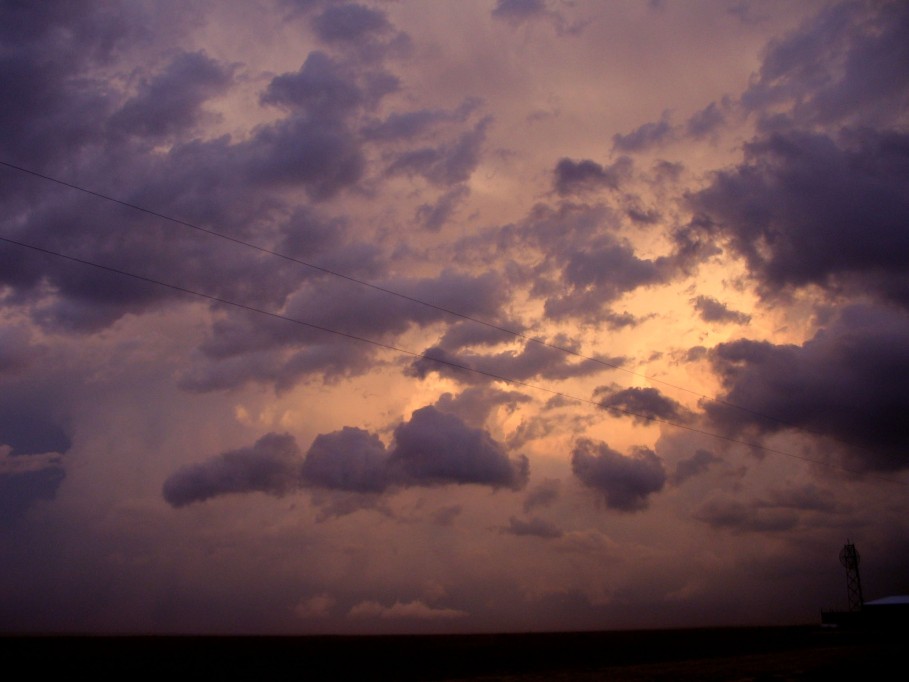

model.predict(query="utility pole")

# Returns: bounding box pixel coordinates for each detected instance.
[839,541,864,612]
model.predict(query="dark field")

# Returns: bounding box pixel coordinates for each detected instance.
[3,625,904,680]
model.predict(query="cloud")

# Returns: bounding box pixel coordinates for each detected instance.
[492,0,546,24]
[416,184,470,232]
[386,117,492,186]
[704,304,909,472]
[741,1,909,130]
[692,296,751,324]
[434,386,532,428]
[293,593,336,619]
[502,516,562,539]
[693,494,799,533]
[571,438,666,512]
[362,98,481,141]
[593,385,688,425]
[348,600,467,620]
[523,477,560,512]
[685,101,726,139]
[0,466,66,523]
[409,341,615,386]
[261,51,366,116]
[164,402,527,506]
[162,433,303,507]
[390,406,528,489]
[311,3,391,43]
[552,157,631,196]
[612,112,675,152]
[300,427,390,493]
[109,51,234,139]
[689,129,909,307]
[670,449,718,486]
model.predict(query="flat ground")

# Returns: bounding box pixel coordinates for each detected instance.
[3,625,903,680]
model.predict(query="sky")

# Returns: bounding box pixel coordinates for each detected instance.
[1,0,908,635]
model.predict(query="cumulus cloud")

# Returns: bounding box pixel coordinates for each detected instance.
[434,387,532,428]
[689,130,909,307]
[386,116,491,186]
[612,112,675,152]
[670,449,718,486]
[409,341,616,386]
[552,157,631,196]
[164,403,527,506]
[416,184,470,232]
[390,406,528,489]
[571,439,666,512]
[348,600,467,620]
[300,427,390,493]
[704,304,909,472]
[692,296,751,325]
[109,51,233,138]
[593,385,688,425]
[162,433,303,507]
[293,593,336,619]
[311,3,391,43]
[741,1,909,130]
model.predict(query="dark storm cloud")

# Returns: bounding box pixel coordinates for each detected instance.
[386,117,491,186]
[301,427,390,493]
[593,385,688,425]
[612,113,674,153]
[502,516,562,539]
[162,433,304,507]
[704,304,909,472]
[552,157,631,196]
[670,449,717,486]
[689,129,909,307]
[0,1,141,167]
[571,438,666,512]
[391,406,528,489]
[692,296,751,325]
[311,3,391,43]
[109,51,234,139]
[742,1,909,130]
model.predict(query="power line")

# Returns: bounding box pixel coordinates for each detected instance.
[1,233,904,486]
[0,159,819,436]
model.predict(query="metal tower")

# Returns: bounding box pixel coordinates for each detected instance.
[839,541,864,612]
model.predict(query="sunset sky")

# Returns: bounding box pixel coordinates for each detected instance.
[2,0,908,634]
